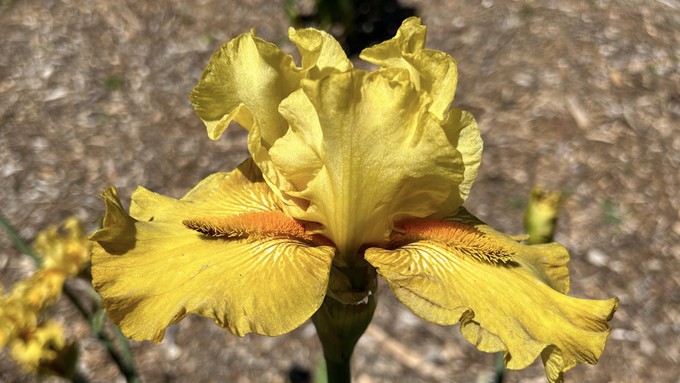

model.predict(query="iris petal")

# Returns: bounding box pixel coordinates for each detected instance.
[189,28,352,209]
[90,163,335,341]
[365,208,617,383]
[269,69,460,260]
[129,160,283,221]
[190,30,298,142]
[436,109,483,214]
[361,18,482,216]
[288,27,352,75]
[189,19,482,255]
[360,17,458,121]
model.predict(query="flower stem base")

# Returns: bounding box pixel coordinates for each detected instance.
[312,276,376,383]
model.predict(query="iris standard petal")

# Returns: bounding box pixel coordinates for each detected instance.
[190,28,352,142]
[435,109,483,215]
[90,165,335,341]
[365,211,617,383]
[288,27,352,76]
[189,31,300,142]
[360,17,458,121]
[190,28,352,207]
[269,69,460,260]
[360,18,482,212]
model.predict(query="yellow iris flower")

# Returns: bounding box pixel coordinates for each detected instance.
[90,18,617,382]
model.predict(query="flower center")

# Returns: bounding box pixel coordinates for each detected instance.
[391,218,516,264]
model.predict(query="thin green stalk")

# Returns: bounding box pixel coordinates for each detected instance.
[93,319,139,383]
[0,211,42,267]
[62,285,138,383]
[494,353,505,383]
[315,356,328,383]
[111,318,138,382]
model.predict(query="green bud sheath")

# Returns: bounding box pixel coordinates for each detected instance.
[313,265,377,383]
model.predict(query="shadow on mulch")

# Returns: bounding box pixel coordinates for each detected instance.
[290,0,417,56]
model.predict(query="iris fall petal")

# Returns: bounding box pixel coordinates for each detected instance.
[365,208,617,383]
[91,162,335,341]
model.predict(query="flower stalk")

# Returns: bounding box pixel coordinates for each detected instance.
[313,263,377,383]
[0,211,43,267]
[313,295,376,383]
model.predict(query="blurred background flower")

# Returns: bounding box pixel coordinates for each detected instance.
[0,217,89,377]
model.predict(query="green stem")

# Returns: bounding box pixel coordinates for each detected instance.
[494,352,505,383]
[112,321,138,382]
[93,322,139,383]
[324,357,351,383]
[63,285,138,383]
[0,211,42,267]
[312,291,376,383]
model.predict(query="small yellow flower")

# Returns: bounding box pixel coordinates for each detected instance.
[34,216,91,276]
[9,321,66,373]
[0,217,87,372]
[0,270,68,372]
[0,297,35,347]
[90,18,617,383]
[3,269,66,321]
[524,186,563,244]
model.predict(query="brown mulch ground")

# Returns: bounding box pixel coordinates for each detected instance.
[1,0,679,382]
